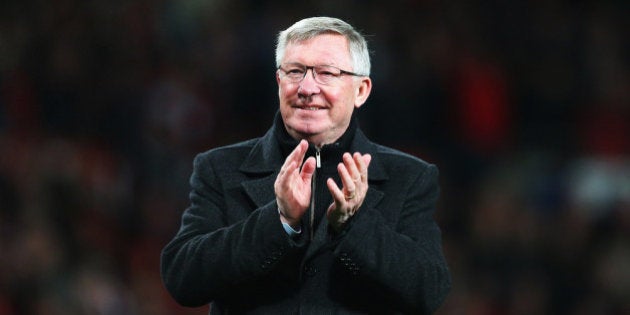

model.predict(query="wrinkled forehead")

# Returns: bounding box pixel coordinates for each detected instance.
[285,29,343,43]
[283,34,352,66]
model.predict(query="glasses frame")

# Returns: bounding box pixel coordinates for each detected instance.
[277,63,366,85]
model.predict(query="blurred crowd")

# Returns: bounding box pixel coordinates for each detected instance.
[0,0,628,314]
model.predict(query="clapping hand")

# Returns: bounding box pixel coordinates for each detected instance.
[326,152,371,232]
[274,140,316,228]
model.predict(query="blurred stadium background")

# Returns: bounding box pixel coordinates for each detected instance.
[0,1,628,314]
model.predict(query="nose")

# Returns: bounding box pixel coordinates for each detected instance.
[297,68,321,97]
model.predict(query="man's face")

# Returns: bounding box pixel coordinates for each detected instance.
[277,34,371,147]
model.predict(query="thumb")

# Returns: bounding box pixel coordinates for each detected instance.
[363,154,372,166]
[363,154,372,165]
[300,157,316,181]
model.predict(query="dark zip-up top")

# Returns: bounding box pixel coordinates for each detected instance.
[274,112,358,239]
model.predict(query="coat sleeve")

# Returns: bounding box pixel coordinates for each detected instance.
[334,163,451,314]
[160,152,303,307]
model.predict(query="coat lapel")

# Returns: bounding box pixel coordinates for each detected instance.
[241,175,277,208]
[239,128,283,208]
[304,185,385,260]
[304,130,388,260]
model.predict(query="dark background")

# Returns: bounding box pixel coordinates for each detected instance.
[1,1,628,314]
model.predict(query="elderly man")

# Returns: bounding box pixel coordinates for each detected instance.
[161,17,451,314]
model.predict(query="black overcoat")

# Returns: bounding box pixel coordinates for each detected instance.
[161,122,451,314]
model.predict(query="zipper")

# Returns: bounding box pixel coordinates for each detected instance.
[310,148,321,240]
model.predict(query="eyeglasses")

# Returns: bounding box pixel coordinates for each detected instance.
[277,63,366,85]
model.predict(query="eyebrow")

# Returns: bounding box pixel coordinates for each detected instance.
[282,62,341,68]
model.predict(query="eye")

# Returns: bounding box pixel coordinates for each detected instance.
[315,66,339,78]
[286,68,304,75]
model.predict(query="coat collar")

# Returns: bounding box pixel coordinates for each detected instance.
[239,119,388,210]
[239,124,388,179]
[238,127,284,175]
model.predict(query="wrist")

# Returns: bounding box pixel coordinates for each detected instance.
[328,210,354,232]
[278,207,300,228]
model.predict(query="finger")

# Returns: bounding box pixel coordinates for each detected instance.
[355,153,371,182]
[363,154,372,167]
[279,161,297,188]
[275,160,296,196]
[343,153,361,181]
[326,177,345,205]
[300,157,316,182]
[283,139,308,168]
[279,155,290,174]
[337,162,356,195]
[292,139,309,165]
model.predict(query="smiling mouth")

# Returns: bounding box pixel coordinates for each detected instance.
[295,105,326,111]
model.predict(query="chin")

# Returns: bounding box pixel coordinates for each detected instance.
[292,126,325,138]
[286,122,324,140]
[287,116,324,131]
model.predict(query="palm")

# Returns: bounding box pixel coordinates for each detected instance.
[275,140,315,224]
[286,170,312,209]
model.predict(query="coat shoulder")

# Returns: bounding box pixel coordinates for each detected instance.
[194,138,260,169]
[372,144,436,174]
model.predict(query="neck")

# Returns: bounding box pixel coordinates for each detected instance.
[285,128,345,149]
[273,110,358,159]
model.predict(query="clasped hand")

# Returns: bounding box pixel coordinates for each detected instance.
[274,140,371,232]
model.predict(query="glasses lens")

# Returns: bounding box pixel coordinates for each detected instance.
[281,64,305,82]
[313,66,341,85]
[280,64,345,85]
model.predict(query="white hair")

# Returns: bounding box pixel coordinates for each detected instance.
[275,17,371,76]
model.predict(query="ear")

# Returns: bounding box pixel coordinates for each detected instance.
[276,70,283,98]
[354,77,372,108]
